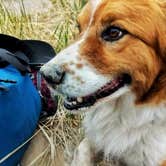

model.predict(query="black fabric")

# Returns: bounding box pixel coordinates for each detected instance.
[0,34,20,53]
[0,48,29,72]
[14,51,30,65]
[0,34,32,59]
[23,40,56,65]
[0,34,56,66]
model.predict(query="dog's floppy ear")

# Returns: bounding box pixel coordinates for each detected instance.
[77,0,101,32]
[157,0,166,7]
[155,0,166,61]
[77,2,92,32]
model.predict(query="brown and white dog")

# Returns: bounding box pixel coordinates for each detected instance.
[41,0,166,165]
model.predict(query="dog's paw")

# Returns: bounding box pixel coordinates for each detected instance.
[71,138,93,166]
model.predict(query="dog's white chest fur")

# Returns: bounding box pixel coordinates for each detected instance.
[83,92,166,166]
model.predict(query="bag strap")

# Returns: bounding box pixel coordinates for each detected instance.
[0,48,30,72]
[14,51,30,64]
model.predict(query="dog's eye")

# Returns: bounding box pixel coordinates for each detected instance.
[101,26,127,42]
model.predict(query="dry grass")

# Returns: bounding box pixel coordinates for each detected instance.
[0,0,86,51]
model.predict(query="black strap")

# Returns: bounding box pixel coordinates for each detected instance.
[0,48,30,72]
[15,51,30,64]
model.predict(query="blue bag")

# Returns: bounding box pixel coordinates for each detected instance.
[0,65,41,166]
[0,34,56,166]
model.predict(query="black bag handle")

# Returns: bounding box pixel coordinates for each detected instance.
[0,48,30,72]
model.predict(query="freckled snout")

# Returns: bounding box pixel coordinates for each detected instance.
[40,64,65,85]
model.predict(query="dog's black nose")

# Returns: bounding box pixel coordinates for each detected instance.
[40,66,65,85]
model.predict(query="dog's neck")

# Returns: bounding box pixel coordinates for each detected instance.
[83,92,166,166]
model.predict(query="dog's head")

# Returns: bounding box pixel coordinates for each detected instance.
[41,0,166,112]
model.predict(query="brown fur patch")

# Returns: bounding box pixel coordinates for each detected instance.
[78,0,166,104]
[161,160,166,166]
[62,63,75,75]
[76,63,83,69]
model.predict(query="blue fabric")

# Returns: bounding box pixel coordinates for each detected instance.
[0,65,41,166]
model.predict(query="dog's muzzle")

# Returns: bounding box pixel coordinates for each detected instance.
[40,65,65,85]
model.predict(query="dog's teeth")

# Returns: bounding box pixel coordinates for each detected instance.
[65,101,72,106]
[77,97,83,103]
[78,107,89,111]
[78,107,85,111]
[72,101,77,105]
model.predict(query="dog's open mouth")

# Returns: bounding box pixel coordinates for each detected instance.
[64,74,131,111]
